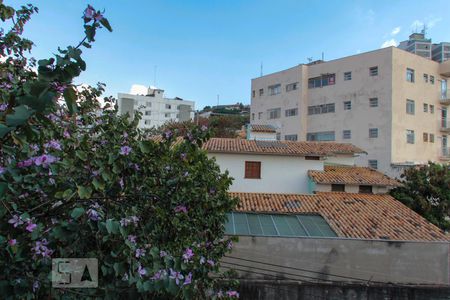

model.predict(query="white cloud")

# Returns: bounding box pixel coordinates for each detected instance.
[381,39,399,48]
[391,27,401,36]
[427,17,442,29]
[410,17,442,32]
[129,84,149,95]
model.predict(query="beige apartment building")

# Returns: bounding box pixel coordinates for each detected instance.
[250,46,450,177]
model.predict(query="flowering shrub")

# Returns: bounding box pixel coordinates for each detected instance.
[0,2,238,299]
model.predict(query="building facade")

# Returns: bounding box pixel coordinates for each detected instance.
[250,46,450,177]
[118,86,195,129]
[398,32,449,63]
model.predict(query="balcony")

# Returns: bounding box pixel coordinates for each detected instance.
[440,120,450,132]
[440,96,450,105]
[440,148,450,161]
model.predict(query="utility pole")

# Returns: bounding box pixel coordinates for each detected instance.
[153,65,157,87]
[260,62,263,77]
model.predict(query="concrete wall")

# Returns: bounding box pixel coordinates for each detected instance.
[324,154,357,166]
[223,236,450,286]
[314,183,389,194]
[248,131,277,141]
[208,153,323,194]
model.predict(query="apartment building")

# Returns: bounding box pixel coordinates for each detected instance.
[398,31,450,63]
[250,46,450,177]
[118,86,195,129]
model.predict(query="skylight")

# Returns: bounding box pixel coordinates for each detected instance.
[225,212,337,238]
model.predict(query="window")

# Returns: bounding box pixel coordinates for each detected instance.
[286,82,298,92]
[252,90,255,98]
[144,120,151,125]
[276,133,281,141]
[268,84,281,96]
[285,108,298,117]
[285,134,298,141]
[331,184,345,192]
[343,130,351,139]
[423,103,428,112]
[305,156,320,160]
[369,66,378,76]
[369,128,378,138]
[359,185,373,194]
[430,76,435,84]
[423,74,428,83]
[368,160,378,169]
[165,113,171,118]
[308,103,335,115]
[308,74,336,89]
[251,113,255,121]
[145,111,151,116]
[406,68,415,82]
[224,212,337,237]
[344,72,352,81]
[369,98,378,107]
[146,102,152,107]
[343,101,351,110]
[259,88,264,96]
[165,104,172,109]
[307,131,335,141]
[407,130,415,144]
[430,133,435,143]
[258,112,263,119]
[423,132,428,142]
[267,108,281,119]
[245,161,261,179]
[406,99,415,115]
[430,105,435,114]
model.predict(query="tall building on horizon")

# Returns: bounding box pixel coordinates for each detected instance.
[398,31,450,63]
[250,46,450,177]
[118,86,195,129]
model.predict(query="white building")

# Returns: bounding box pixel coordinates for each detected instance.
[118,86,195,129]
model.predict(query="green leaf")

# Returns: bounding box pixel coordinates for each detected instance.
[77,185,92,199]
[0,124,13,139]
[63,86,78,115]
[5,105,34,127]
[92,178,105,191]
[84,25,96,42]
[100,18,112,32]
[106,219,119,234]
[70,207,85,219]
[0,182,7,198]
[76,151,88,161]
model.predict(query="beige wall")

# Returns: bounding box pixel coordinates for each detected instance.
[251,47,449,177]
[314,183,389,194]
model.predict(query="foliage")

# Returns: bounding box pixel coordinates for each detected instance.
[0,2,238,299]
[390,162,450,230]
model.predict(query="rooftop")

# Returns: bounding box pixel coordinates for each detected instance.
[231,192,448,241]
[249,124,276,133]
[203,138,365,157]
[308,165,401,187]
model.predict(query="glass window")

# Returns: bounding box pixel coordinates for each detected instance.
[268,84,281,96]
[165,104,172,109]
[406,99,415,115]
[308,74,335,89]
[423,132,428,142]
[258,112,263,119]
[252,90,255,98]
[343,130,351,139]
[245,161,261,179]
[344,101,351,110]
[430,76,435,84]
[407,130,415,144]
[406,68,415,82]
[286,82,298,92]
[430,105,435,113]
[307,131,335,141]
[165,113,171,118]
[259,88,264,96]
[369,128,378,138]
[369,98,378,107]
[344,72,352,81]
[423,103,428,112]
[430,133,435,143]
[267,108,281,119]
[359,185,373,194]
[368,160,378,169]
[145,111,151,116]
[423,74,428,83]
[251,113,255,121]
[285,108,298,117]
[285,134,298,141]
[308,104,335,115]
[146,102,152,107]
[369,66,378,76]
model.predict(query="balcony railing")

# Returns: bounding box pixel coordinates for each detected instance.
[440,120,450,132]
[441,95,450,105]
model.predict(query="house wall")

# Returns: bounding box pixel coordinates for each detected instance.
[314,183,389,194]
[323,155,356,166]
[223,236,450,285]
[248,131,277,141]
[208,153,323,194]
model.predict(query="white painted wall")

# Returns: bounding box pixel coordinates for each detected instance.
[248,131,277,141]
[314,183,389,194]
[324,154,357,166]
[208,153,323,194]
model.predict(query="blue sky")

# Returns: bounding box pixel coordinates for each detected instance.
[14,0,450,109]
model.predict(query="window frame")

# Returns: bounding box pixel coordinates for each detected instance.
[344,71,352,81]
[369,128,378,138]
[342,130,351,139]
[268,84,281,96]
[369,97,378,107]
[406,68,415,83]
[369,66,378,76]
[407,130,415,144]
[359,185,373,194]
[368,160,378,169]
[406,99,415,115]
[285,108,298,117]
[343,101,352,110]
[244,161,261,179]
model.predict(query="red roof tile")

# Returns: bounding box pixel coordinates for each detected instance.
[250,124,276,133]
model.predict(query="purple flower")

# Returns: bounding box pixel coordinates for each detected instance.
[180,153,187,160]
[120,218,131,227]
[133,163,140,171]
[183,171,189,177]
[63,130,70,138]
[201,125,208,131]
[119,146,132,156]
[186,132,194,142]
[17,158,34,168]
[8,239,17,246]
[44,140,62,151]
[128,235,137,244]
[160,250,168,257]
[92,170,100,177]
[174,205,188,214]
[51,82,66,94]
[8,215,24,228]
[227,240,233,250]
[123,132,128,138]
[163,130,173,139]
[34,154,58,168]
[207,259,215,267]
[182,248,194,263]
[32,280,40,292]
[183,272,192,285]
[226,290,239,298]
[94,12,104,21]
[209,187,216,195]
[0,103,8,111]
[151,269,166,281]
[119,178,124,189]
[0,166,5,175]
[32,239,53,258]
[130,216,139,225]
[26,220,37,233]
[169,269,184,286]
[137,264,147,277]
[86,209,100,221]
[29,144,39,152]
[84,5,95,20]
[135,248,146,258]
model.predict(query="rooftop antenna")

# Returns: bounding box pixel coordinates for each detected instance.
[307,57,313,63]
[422,24,427,35]
[260,62,263,77]
[321,52,324,61]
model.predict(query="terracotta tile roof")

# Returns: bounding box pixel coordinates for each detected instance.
[308,165,401,187]
[203,138,366,157]
[230,192,448,241]
[250,124,276,133]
